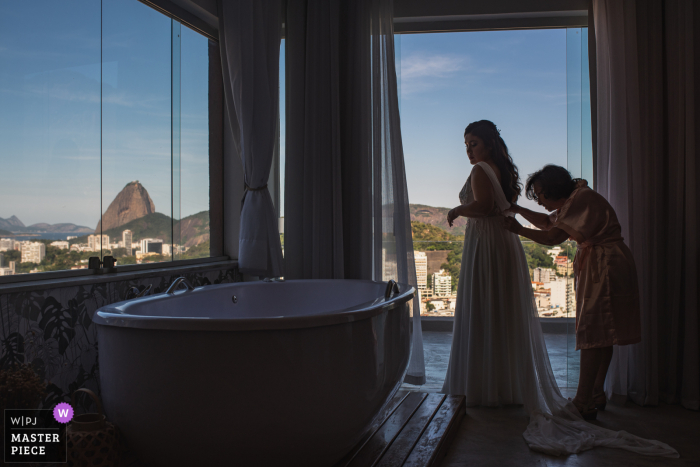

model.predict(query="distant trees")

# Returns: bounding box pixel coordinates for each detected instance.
[521,243,554,270]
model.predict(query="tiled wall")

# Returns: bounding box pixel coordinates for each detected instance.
[0,266,240,412]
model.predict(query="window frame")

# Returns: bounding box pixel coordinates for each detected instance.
[0,1,227,287]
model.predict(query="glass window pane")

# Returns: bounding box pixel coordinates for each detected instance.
[179,26,211,260]
[0,1,101,276]
[101,0,172,266]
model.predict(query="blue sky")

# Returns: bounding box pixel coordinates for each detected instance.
[1,1,587,229]
[396,29,573,218]
[0,0,209,228]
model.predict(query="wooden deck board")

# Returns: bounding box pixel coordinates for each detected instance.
[402,395,465,467]
[374,393,446,467]
[343,392,465,467]
[335,389,411,467]
[346,392,428,467]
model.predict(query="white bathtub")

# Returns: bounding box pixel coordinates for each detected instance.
[93,279,414,466]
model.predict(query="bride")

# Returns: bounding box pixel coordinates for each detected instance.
[441,119,677,456]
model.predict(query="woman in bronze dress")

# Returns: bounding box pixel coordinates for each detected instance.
[504,165,641,419]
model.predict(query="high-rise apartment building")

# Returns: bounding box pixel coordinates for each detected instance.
[533,267,552,283]
[123,230,133,256]
[414,251,427,290]
[0,238,16,251]
[140,238,163,254]
[21,242,45,264]
[87,235,109,252]
[50,241,69,250]
[432,269,452,297]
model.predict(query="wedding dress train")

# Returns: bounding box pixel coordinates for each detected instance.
[441,161,678,457]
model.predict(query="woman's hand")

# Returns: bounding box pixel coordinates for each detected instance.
[508,203,522,214]
[503,217,523,235]
[447,208,457,227]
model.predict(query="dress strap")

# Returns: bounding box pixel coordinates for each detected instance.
[476,162,512,214]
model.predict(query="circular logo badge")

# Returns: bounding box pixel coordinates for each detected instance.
[53,402,74,424]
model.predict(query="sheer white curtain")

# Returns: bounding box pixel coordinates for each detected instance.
[218,0,284,278]
[369,0,425,385]
[285,0,425,385]
[592,0,699,409]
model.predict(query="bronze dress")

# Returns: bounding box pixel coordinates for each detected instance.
[549,181,641,350]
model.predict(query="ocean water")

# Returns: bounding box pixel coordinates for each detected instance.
[11,232,87,241]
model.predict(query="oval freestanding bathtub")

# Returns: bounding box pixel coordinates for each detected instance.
[93,279,414,467]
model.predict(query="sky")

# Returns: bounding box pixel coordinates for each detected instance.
[397,29,579,219]
[0,1,589,230]
[0,0,209,228]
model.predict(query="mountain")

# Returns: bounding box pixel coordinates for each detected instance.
[0,229,14,237]
[26,223,93,233]
[179,211,210,248]
[96,181,156,233]
[0,215,26,231]
[410,204,468,236]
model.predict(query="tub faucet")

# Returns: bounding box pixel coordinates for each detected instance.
[166,276,195,294]
[123,284,152,300]
[385,280,400,299]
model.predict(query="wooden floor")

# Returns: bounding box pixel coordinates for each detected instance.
[335,391,466,467]
[120,390,464,467]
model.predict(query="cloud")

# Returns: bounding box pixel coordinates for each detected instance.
[399,53,466,94]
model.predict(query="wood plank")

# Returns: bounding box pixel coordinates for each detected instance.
[335,390,411,467]
[374,393,446,467]
[346,392,428,467]
[402,395,466,467]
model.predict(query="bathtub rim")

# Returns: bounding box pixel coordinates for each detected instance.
[93,279,415,332]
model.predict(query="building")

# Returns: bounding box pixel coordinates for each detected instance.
[123,230,133,256]
[533,267,552,283]
[0,268,13,276]
[548,277,576,314]
[414,251,427,290]
[556,261,573,276]
[532,283,552,311]
[140,238,163,254]
[50,241,70,250]
[21,242,45,264]
[87,235,109,252]
[432,269,452,297]
[425,250,450,276]
[547,246,562,260]
[0,238,16,251]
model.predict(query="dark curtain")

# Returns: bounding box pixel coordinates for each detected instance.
[593,0,699,409]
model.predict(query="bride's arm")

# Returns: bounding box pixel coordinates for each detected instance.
[447,165,494,226]
[509,204,553,230]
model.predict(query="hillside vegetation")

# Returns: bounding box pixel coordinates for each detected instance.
[410,204,467,236]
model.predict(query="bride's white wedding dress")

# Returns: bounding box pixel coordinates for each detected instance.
[441,161,678,457]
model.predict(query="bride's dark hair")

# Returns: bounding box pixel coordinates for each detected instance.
[464,120,522,202]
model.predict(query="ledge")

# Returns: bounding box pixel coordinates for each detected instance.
[421,316,576,333]
[0,259,238,295]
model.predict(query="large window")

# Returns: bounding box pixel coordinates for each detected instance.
[0,0,215,279]
[397,28,592,389]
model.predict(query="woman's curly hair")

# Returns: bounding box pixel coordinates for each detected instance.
[464,120,522,203]
[525,164,584,201]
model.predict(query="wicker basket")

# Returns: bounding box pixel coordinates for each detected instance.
[66,388,121,467]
